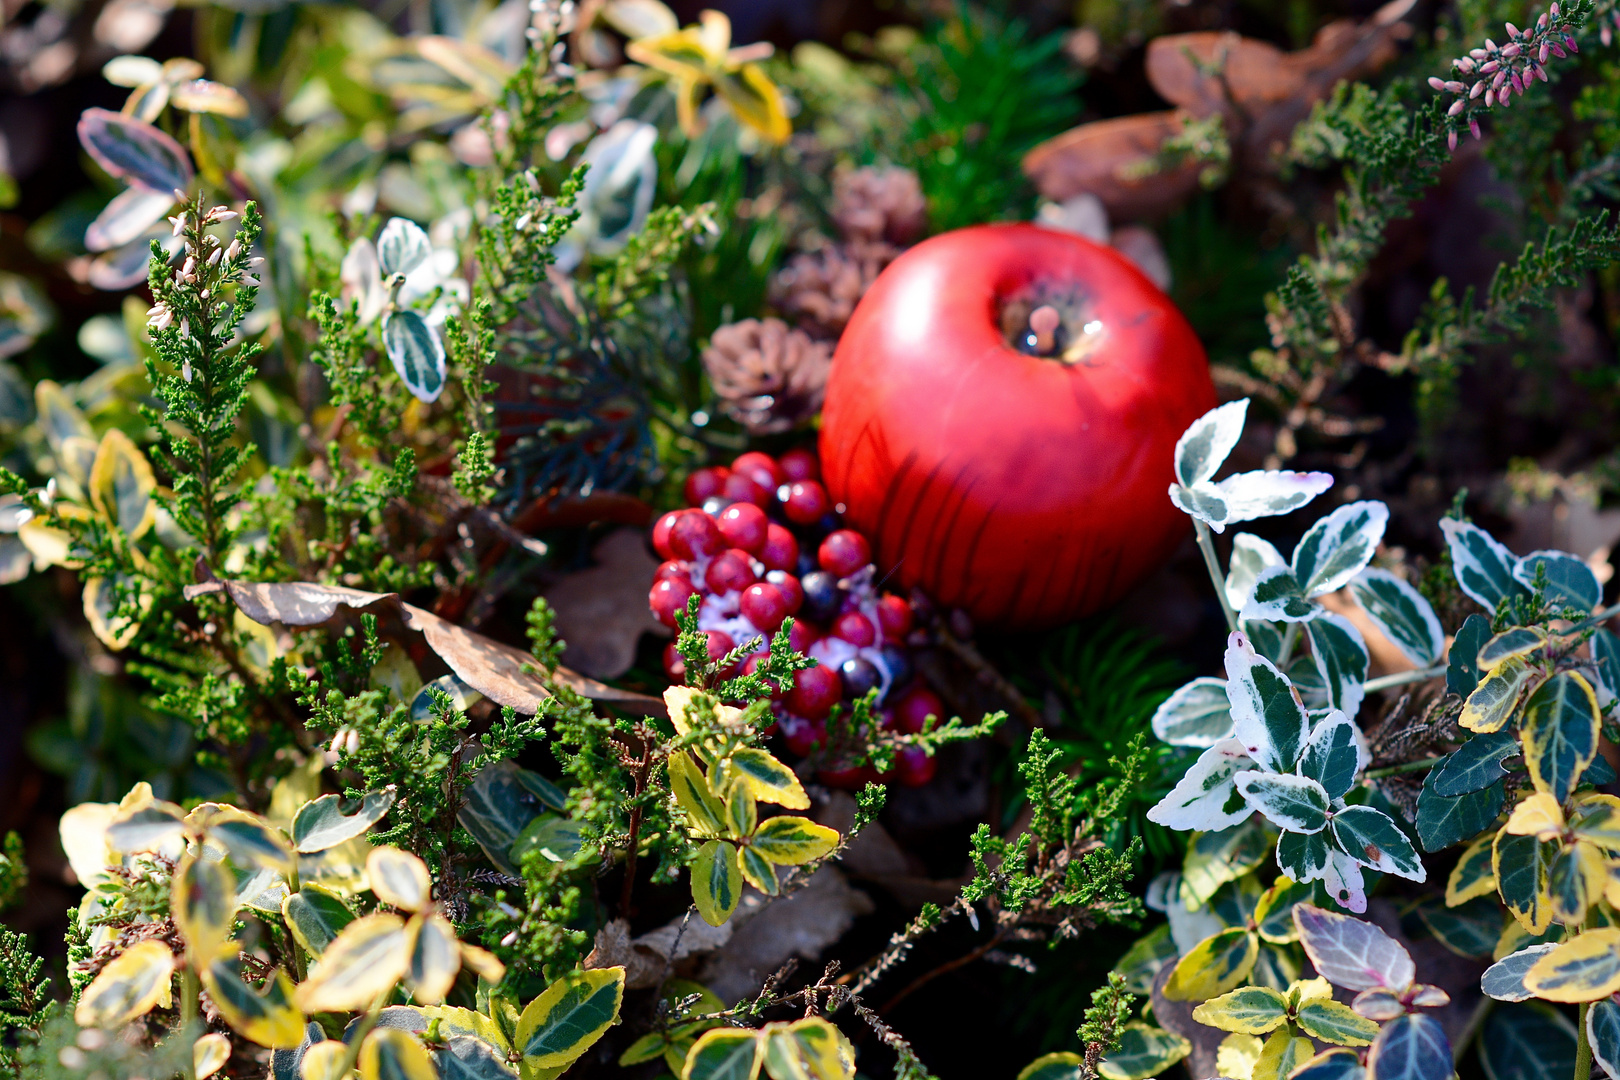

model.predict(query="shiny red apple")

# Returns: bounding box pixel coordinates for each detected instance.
[819,223,1215,629]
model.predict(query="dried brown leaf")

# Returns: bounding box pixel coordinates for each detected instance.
[541,527,668,681]
[1022,110,1203,220]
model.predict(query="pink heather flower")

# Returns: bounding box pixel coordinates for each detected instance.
[1449,130,1459,150]
[1429,76,1447,90]
[1470,118,1482,139]
[1471,80,1485,97]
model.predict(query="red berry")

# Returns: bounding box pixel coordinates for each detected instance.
[779,447,819,482]
[893,687,944,734]
[663,642,686,681]
[649,577,697,628]
[788,619,820,654]
[767,570,803,614]
[669,511,726,560]
[732,451,783,493]
[780,715,820,756]
[742,653,782,697]
[786,664,842,719]
[759,524,800,572]
[722,471,770,508]
[704,630,738,677]
[684,467,730,507]
[717,502,769,554]
[819,529,872,577]
[816,764,870,790]
[832,611,876,647]
[740,582,789,632]
[655,560,692,585]
[896,746,937,787]
[876,595,913,640]
[783,480,830,525]
[704,549,758,595]
[652,510,686,559]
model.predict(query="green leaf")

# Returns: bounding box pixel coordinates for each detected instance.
[458,761,556,877]
[1235,773,1330,833]
[691,840,743,926]
[1291,1048,1366,1080]
[669,752,728,837]
[1297,712,1365,802]
[74,938,175,1029]
[282,884,355,956]
[748,816,839,865]
[1162,927,1258,1001]
[1446,830,1498,905]
[1432,732,1518,797]
[1305,614,1369,717]
[1292,501,1388,597]
[1276,830,1330,885]
[1493,830,1557,935]
[293,788,398,853]
[173,851,238,956]
[1513,550,1600,611]
[1415,768,1504,853]
[1348,569,1444,666]
[1481,944,1559,1002]
[1521,672,1601,805]
[1182,819,1272,908]
[1447,614,1493,696]
[1367,1014,1451,1080]
[1416,896,1498,958]
[1253,876,1317,944]
[383,310,447,404]
[1016,1052,1085,1080]
[1522,927,1620,1002]
[1461,657,1534,733]
[435,1036,519,1080]
[682,1028,762,1080]
[76,108,194,192]
[1292,903,1414,991]
[511,815,584,866]
[1479,1004,1576,1080]
[1330,805,1424,880]
[515,967,626,1068]
[739,846,778,895]
[1191,986,1290,1034]
[1441,518,1527,611]
[1224,633,1308,773]
[1587,999,1620,1080]
[717,748,809,810]
[360,1028,437,1080]
[1297,999,1380,1046]
[1478,628,1547,671]
[1113,925,1177,995]
[1151,677,1234,748]
[1096,1024,1191,1080]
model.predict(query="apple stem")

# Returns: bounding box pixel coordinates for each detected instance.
[1029,305,1061,354]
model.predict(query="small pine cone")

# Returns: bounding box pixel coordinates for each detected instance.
[832,166,927,246]
[770,242,898,339]
[703,318,832,434]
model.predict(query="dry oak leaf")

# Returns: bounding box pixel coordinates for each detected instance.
[540,527,668,681]
[1022,110,1204,221]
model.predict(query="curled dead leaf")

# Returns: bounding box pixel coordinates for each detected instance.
[1023,110,1203,221]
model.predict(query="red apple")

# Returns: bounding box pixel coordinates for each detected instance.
[820,224,1214,628]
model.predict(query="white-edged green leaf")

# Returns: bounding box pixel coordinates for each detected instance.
[1293,903,1415,991]
[1181,819,1272,908]
[1479,1004,1576,1080]
[383,310,446,404]
[515,967,625,1068]
[1522,927,1620,1002]
[1235,772,1330,833]
[1097,1024,1191,1080]
[1241,564,1318,623]
[106,800,187,855]
[1441,518,1527,612]
[1113,925,1177,995]
[1331,805,1424,881]
[435,1036,518,1080]
[1481,944,1559,1001]
[1145,738,1256,831]
[1514,550,1600,612]
[1587,998,1620,1080]
[1292,1048,1366,1080]
[85,185,173,253]
[1592,629,1620,709]
[367,847,432,912]
[1151,677,1233,748]
[511,815,584,866]
[293,787,398,853]
[377,217,433,277]
[1521,671,1601,805]
[458,760,558,877]
[1224,631,1308,772]
[1226,533,1287,612]
[1433,732,1518,796]
[1297,710,1366,801]
[282,884,354,957]
[1276,829,1331,886]
[1216,470,1335,525]
[75,938,175,1029]
[1175,399,1248,487]
[76,108,194,193]
[1306,613,1369,718]
[1292,501,1389,597]
[1367,1014,1450,1080]
[1348,568,1444,666]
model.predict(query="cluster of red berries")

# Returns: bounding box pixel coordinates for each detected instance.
[648,448,945,787]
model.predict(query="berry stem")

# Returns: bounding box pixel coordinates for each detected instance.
[1194,520,1238,632]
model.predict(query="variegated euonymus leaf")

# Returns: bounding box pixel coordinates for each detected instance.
[1588,998,1620,1078]
[1348,569,1444,667]
[1447,613,1493,696]
[75,939,175,1029]
[1234,772,1331,833]
[1241,502,1389,623]
[76,108,195,193]
[1520,671,1600,805]
[1430,730,1517,796]
[1414,766,1503,853]
[1151,677,1233,747]
[1146,738,1256,831]
[1096,1024,1192,1080]
[1592,629,1620,708]
[1439,518,1528,612]
[1168,398,1333,532]
[383,309,447,404]
[377,217,433,278]
[1479,1005,1574,1080]
[293,786,398,853]
[1482,944,1559,1002]
[1226,533,1286,612]
[1296,711,1367,802]
[1305,614,1369,718]
[1330,805,1424,882]
[1522,927,1620,1002]
[1512,549,1601,612]
[1366,1014,1451,1080]
[515,967,625,1069]
[1223,632,1307,772]
[1293,904,1416,992]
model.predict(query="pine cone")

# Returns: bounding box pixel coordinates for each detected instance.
[770,242,897,339]
[703,318,833,434]
[832,166,927,245]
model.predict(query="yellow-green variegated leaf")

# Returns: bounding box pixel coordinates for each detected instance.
[717,748,809,810]
[1549,841,1608,926]
[75,939,175,1028]
[418,1004,512,1051]
[620,1032,668,1066]
[299,1040,351,1080]
[193,1032,231,1079]
[1253,875,1317,945]
[682,1027,763,1080]
[200,956,305,1048]
[1522,928,1620,1002]
[83,574,151,651]
[726,782,757,840]
[367,847,432,912]
[1162,927,1258,1001]
[1218,1033,1264,1080]
[1252,1028,1314,1080]
[459,942,505,985]
[692,839,744,926]
[1505,792,1566,840]
[1191,986,1290,1034]
[406,910,461,1004]
[1494,830,1557,934]
[1447,831,1498,906]
[1096,1024,1191,1080]
[293,788,398,853]
[515,966,625,1068]
[208,812,294,874]
[1114,925,1178,995]
[282,884,355,956]
[106,800,187,855]
[1521,672,1601,805]
[1478,628,1547,672]
[713,64,791,145]
[762,1017,851,1080]
[88,427,156,539]
[1182,820,1272,909]
[1016,1052,1085,1080]
[173,852,238,957]
[1296,999,1380,1046]
[740,846,779,895]
[748,816,839,865]
[293,913,411,1013]
[669,752,728,837]
[360,1027,438,1080]
[1461,657,1533,733]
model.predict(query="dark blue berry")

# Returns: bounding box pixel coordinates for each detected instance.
[839,657,882,700]
[800,570,842,624]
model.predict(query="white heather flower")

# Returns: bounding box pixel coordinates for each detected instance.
[182,358,192,383]
[225,239,241,261]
